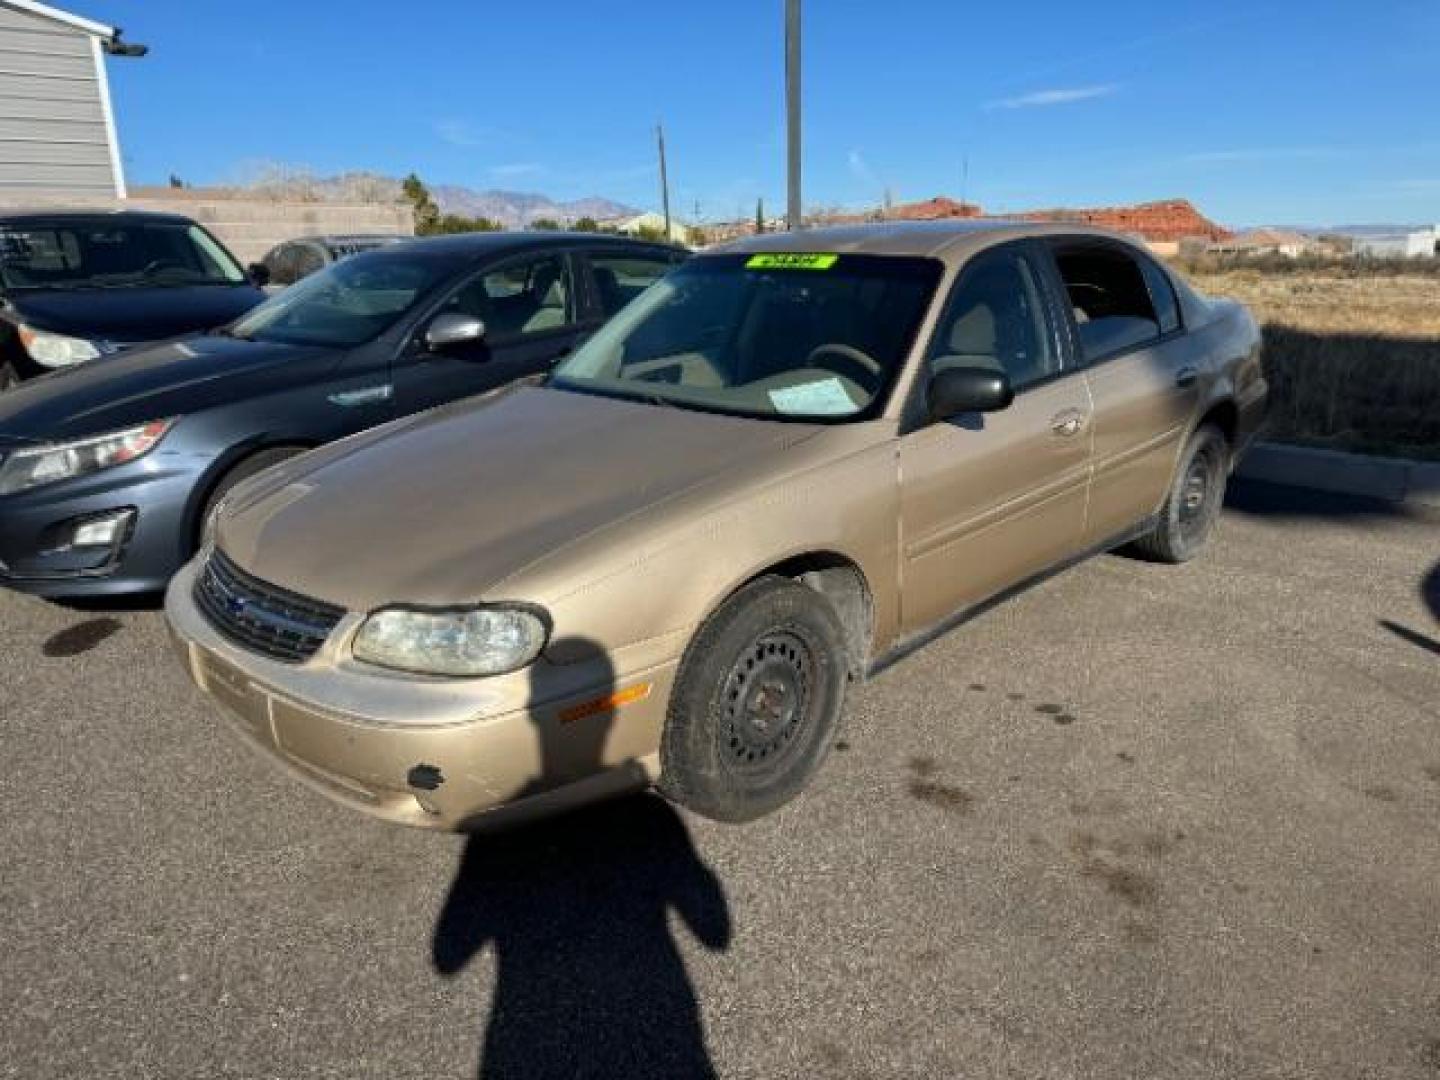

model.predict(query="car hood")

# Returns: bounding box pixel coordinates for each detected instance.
[218,386,824,611]
[0,334,336,441]
[4,284,265,344]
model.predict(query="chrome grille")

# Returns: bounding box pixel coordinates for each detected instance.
[193,550,344,663]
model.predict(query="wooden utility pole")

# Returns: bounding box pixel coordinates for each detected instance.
[785,0,802,230]
[656,123,672,240]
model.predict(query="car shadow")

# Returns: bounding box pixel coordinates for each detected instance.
[49,590,164,613]
[1223,476,1420,522]
[431,637,731,1080]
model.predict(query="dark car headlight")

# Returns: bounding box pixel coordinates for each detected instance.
[0,419,175,496]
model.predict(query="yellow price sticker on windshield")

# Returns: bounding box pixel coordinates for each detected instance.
[745,253,839,270]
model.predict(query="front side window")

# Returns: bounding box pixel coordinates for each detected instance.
[928,248,1058,391]
[443,253,573,339]
[0,220,244,289]
[589,253,678,318]
[229,251,457,347]
[1051,243,1162,362]
[550,254,941,422]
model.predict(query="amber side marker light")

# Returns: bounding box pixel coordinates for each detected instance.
[559,682,654,724]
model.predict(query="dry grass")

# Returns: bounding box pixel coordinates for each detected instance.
[1175,259,1440,459]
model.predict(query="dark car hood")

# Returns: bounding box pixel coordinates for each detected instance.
[4,284,265,344]
[0,335,337,441]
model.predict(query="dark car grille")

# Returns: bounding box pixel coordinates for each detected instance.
[193,550,345,664]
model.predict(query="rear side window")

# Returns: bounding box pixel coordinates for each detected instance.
[1138,255,1181,335]
[589,253,676,318]
[1051,243,1161,362]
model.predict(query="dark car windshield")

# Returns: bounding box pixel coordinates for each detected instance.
[0,219,245,290]
[228,250,455,348]
[550,253,941,422]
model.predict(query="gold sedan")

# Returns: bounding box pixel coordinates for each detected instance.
[165,222,1265,830]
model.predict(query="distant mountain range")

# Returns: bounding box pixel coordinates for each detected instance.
[1285,223,1435,237]
[431,186,638,228]
[194,170,641,230]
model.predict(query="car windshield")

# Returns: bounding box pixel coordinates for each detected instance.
[227,250,454,348]
[0,219,245,290]
[550,253,941,422]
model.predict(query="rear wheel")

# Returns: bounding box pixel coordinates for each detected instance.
[659,577,849,823]
[1133,424,1228,563]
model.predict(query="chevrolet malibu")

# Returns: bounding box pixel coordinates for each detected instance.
[166,222,1266,830]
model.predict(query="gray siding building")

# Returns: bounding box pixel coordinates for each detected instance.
[0,0,128,196]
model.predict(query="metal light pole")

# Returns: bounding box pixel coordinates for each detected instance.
[656,123,672,240]
[785,0,802,230]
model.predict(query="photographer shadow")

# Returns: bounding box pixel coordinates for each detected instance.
[432,637,731,1080]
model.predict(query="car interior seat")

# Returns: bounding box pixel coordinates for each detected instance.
[593,266,625,315]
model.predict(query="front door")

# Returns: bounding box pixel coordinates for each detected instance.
[392,249,581,414]
[898,244,1093,636]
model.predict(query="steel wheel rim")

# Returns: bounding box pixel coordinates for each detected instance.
[1178,443,1220,543]
[721,629,814,775]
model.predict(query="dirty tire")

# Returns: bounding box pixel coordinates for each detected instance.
[1133,424,1229,564]
[659,576,848,823]
[199,447,306,545]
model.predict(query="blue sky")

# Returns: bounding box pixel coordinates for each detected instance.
[80,0,1439,226]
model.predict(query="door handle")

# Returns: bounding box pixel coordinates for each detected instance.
[1050,410,1087,437]
[1175,366,1199,388]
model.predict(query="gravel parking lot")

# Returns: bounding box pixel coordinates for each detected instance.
[2,479,1437,1080]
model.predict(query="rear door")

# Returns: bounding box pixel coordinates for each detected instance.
[1042,239,1199,543]
[898,242,1093,634]
[390,248,582,413]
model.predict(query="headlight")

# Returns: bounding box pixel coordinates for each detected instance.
[352,605,549,677]
[0,419,175,496]
[18,325,102,368]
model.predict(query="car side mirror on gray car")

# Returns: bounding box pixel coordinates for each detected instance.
[424,312,487,353]
[927,366,1015,422]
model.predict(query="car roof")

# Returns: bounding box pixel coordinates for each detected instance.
[0,208,197,227]
[383,231,688,260]
[710,220,1144,266]
[282,234,406,246]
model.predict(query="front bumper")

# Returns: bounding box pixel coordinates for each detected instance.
[164,557,678,831]
[0,456,198,597]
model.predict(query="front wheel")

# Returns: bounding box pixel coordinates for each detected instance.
[659,577,849,823]
[1132,424,1229,563]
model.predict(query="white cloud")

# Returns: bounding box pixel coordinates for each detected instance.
[1182,146,1344,164]
[434,120,484,147]
[847,149,881,188]
[489,162,543,178]
[985,84,1119,110]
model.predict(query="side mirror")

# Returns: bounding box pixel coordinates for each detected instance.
[424,312,487,352]
[926,366,1014,422]
[247,262,271,287]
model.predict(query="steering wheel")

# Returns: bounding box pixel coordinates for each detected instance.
[804,343,883,389]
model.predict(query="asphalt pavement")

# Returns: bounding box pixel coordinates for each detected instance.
[1,479,1437,1079]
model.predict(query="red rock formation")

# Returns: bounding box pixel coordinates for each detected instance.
[887,196,984,220]
[1010,199,1232,242]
